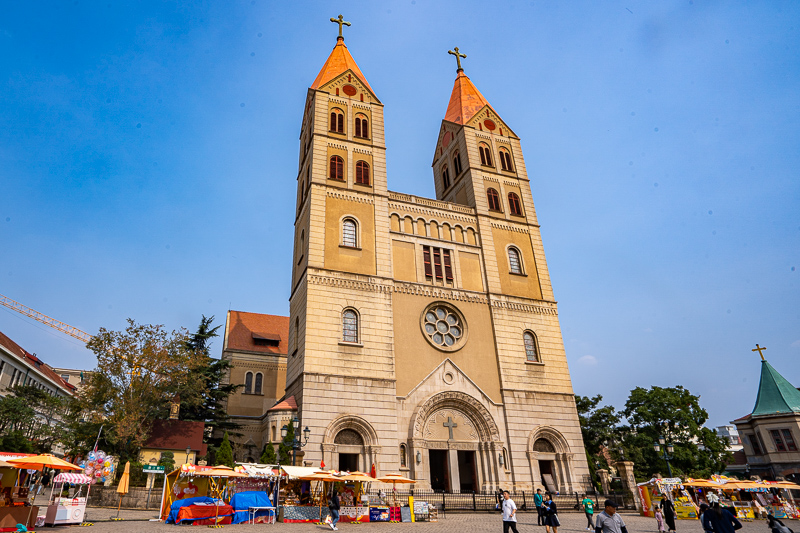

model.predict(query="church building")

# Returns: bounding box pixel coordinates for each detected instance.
[278,18,590,493]
[223,17,591,493]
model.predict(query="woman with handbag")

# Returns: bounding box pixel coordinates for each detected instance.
[328,489,340,531]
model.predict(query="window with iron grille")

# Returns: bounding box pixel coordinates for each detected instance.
[423,246,453,281]
[342,309,359,343]
[342,218,357,247]
[508,247,523,274]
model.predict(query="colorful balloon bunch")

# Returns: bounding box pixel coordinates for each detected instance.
[79,450,114,484]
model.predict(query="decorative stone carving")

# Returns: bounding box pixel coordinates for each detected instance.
[423,409,479,442]
[533,438,556,453]
[413,391,501,442]
[334,429,364,445]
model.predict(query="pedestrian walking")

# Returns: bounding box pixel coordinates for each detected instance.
[594,500,628,533]
[581,494,595,530]
[534,488,545,526]
[543,493,560,533]
[660,497,677,533]
[655,504,666,532]
[702,502,742,533]
[500,490,519,533]
[327,488,340,531]
[767,514,793,533]
[39,471,51,495]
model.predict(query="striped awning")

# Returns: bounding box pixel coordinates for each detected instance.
[54,473,93,484]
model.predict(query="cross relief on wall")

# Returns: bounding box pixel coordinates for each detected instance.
[422,409,479,442]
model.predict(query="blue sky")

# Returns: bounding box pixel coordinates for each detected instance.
[1,1,798,428]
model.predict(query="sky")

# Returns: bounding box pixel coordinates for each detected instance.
[1,1,798,429]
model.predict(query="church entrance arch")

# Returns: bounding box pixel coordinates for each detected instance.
[411,392,502,492]
[323,415,380,473]
[527,427,574,493]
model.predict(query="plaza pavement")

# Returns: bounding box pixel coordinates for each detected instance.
[65,507,785,533]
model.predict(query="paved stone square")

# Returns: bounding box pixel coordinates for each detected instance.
[69,508,789,533]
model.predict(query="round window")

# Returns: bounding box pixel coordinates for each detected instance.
[420,302,468,352]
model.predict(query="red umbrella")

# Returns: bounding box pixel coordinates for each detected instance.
[321,461,326,469]
[370,464,376,478]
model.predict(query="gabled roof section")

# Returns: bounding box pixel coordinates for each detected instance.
[224,311,290,355]
[751,359,800,417]
[445,71,492,125]
[268,395,298,412]
[311,37,374,95]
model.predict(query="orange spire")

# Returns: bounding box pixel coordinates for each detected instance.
[310,37,374,94]
[444,71,492,125]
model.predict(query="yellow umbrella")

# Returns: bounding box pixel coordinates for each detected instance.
[338,472,375,483]
[299,471,339,482]
[114,462,130,520]
[7,454,80,471]
[377,473,416,507]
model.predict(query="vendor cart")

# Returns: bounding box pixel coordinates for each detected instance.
[44,473,93,526]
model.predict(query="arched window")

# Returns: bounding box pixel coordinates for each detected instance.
[508,193,522,216]
[400,444,407,467]
[329,155,344,181]
[244,371,253,394]
[355,114,369,138]
[441,165,450,189]
[487,188,502,211]
[330,108,344,133]
[355,161,370,185]
[453,152,463,175]
[479,144,493,167]
[499,148,513,171]
[342,309,359,343]
[524,331,539,362]
[508,247,523,274]
[342,218,357,248]
[254,372,263,395]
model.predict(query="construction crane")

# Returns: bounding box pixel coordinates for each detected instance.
[0,293,91,343]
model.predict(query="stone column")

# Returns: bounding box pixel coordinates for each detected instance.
[448,448,461,492]
[596,469,611,495]
[615,461,642,512]
[322,444,335,470]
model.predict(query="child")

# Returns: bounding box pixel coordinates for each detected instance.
[655,504,666,533]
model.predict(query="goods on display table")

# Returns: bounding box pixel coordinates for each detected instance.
[160,464,279,525]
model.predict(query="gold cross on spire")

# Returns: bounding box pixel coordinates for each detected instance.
[448,47,467,72]
[330,14,351,40]
[752,343,767,360]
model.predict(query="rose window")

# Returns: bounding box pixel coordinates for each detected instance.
[421,303,467,351]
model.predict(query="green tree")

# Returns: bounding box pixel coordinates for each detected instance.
[158,451,176,473]
[0,430,35,453]
[8,384,68,452]
[575,394,621,489]
[73,319,200,463]
[619,385,731,479]
[178,316,240,440]
[216,432,234,468]
[260,440,277,464]
[0,395,36,434]
[279,420,295,465]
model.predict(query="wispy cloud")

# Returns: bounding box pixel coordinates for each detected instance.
[578,355,598,366]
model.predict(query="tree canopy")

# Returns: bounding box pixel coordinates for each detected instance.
[576,385,731,481]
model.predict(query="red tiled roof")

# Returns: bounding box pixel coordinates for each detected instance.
[268,395,297,412]
[444,71,492,125]
[225,311,289,355]
[311,37,374,94]
[144,419,207,456]
[0,330,75,393]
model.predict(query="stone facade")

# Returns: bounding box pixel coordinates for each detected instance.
[278,34,591,492]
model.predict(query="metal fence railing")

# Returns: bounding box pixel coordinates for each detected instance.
[365,489,636,513]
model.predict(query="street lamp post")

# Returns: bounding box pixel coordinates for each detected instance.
[282,417,311,466]
[186,446,192,465]
[653,436,674,477]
